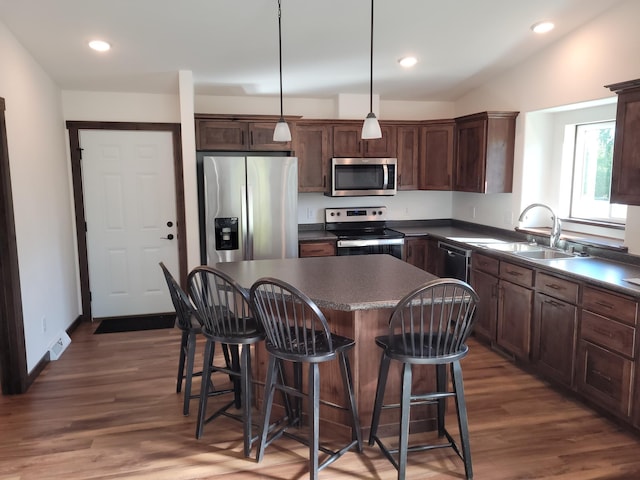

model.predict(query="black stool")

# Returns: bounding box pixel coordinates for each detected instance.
[368,278,479,480]
[250,277,362,480]
[188,266,265,457]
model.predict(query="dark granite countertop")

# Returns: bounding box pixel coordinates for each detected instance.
[213,255,437,311]
[393,225,640,298]
[298,230,337,242]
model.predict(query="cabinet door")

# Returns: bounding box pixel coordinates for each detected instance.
[609,83,640,205]
[248,122,292,150]
[293,123,331,193]
[365,125,396,157]
[404,237,428,270]
[196,120,248,150]
[419,122,454,190]
[533,292,577,387]
[396,126,420,190]
[426,238,445,277]
[497,280,532,360]
[333,124,363,157]
[453,118,486,192]
[299,241,336,257]
[470,268,498,342]
[576,340,633,417]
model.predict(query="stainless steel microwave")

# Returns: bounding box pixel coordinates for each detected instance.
[329,157,397,197]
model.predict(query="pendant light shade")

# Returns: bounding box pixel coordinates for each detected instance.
[362,0,382,140]
[273,0,291,142]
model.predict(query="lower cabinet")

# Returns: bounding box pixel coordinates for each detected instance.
[404,237,428,270]
[470,253,499,342]
[532,272,579,388]
[577,286,637,419]
[533,293,577,387]
[496,261,534,360]
[299,240,336,258]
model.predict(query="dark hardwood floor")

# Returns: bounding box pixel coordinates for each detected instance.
[1,321,640,479]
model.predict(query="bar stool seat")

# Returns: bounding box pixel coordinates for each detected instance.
[368,278,479,480]
[250,277,362,480]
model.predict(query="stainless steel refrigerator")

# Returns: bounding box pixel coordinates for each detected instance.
[198,154,298,264]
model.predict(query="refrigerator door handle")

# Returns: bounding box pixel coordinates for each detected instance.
[241,185,250,260]
[245,185,254,260]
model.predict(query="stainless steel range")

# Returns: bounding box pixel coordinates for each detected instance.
[325,206,404,259]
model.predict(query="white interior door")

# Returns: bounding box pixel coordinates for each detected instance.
[80,130,179,318]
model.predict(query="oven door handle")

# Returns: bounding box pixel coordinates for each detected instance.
[337,238,404,248]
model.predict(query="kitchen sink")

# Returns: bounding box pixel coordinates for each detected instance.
[478,242,542,252]
[513,248,576,260]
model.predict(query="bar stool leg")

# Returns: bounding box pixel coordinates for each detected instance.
[195,339,215,439]
[241,344,253,458]
[436,363,447,436]
[182,331,197,416]
[451,360,473,479]
[339,351,362,450]
[398,362,412,480]
[177,330,189,393]
[308,363,320,480]
[257,355,278,463]
[368,354,391,446]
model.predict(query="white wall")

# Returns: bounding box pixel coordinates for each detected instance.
[0,22,79,372]
[452,0,640,252]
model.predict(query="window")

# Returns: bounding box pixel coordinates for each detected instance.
[570,121,626,223]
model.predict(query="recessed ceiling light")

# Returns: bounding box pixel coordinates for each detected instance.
[531,21,555,34]
[398,56,418,68]
[88,40,111,52]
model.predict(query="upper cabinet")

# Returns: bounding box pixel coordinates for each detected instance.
[606,79,640,205]
[453,111,518,193]
[419,121,455,190]
[195,116,292,151]
[292,122,332,193]
[396,125,420,190]
[332,123,396,158]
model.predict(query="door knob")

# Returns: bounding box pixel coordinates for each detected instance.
[161,234,174,240]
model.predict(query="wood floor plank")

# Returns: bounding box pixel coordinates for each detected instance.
[1,321,639,479]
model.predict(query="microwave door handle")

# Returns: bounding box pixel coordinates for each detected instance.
[382,164,389,189]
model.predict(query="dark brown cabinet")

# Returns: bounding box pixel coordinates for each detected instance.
[419,121,454,190]
[299,240,336,257]
[195,118,292,151]
[532,272,579,388]
[426,238,445,277]
[453,111,518,193]
[292,122,332,193]
[404,237,428,270]
[469,252,499,343]
[396,125,420,190]
[606,79,640,205]
[496,261,533,360]
[332,123,396,158]
[577,286,637,418]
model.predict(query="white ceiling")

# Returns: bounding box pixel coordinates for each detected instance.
[0,0,626,101]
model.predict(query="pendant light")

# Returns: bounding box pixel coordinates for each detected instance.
[273,0,291,142]
[362,0,382,139]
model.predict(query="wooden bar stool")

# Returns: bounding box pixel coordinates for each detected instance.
[368,278,479,480]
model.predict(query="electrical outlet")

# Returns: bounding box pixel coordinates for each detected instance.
[471,207,477,219]
[306,208,313,220]
[41,316,47,333]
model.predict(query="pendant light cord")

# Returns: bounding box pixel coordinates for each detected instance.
[369,0,374,113]
[278,0,284,119]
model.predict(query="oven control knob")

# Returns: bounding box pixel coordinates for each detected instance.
[378,210,383,215]
[372,211,377,215]
[330,212,335,216]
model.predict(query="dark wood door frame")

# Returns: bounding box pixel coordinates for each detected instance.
[0,97,29,394]
[66,121,187,321]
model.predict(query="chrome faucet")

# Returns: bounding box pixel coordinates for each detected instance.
[517,203,562,249]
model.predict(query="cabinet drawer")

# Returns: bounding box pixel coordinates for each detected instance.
[472,252,499,276]
[581,310,635,358]
[583,286,637,326]
[499,261,533,287]
[577,340,633,417]
[536,272,579,303]
[299,241,336,257]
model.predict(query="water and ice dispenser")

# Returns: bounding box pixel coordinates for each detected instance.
[214,217,239,251]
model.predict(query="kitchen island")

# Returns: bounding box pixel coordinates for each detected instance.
[213,254,439,438]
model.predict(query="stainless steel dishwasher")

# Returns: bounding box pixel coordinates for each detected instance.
[437,241,472,282]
